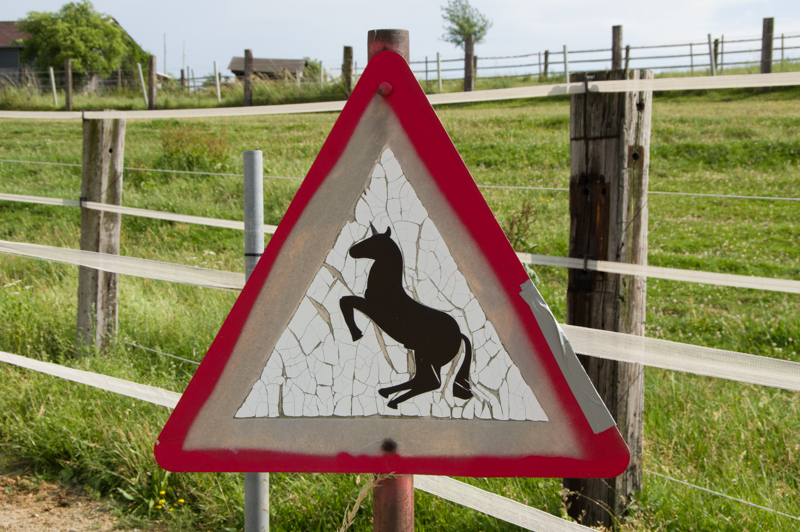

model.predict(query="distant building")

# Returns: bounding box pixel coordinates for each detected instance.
[227,57,307,80]
[0,21,30,83]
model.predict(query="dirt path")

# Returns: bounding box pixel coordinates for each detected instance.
[0,473,138,532]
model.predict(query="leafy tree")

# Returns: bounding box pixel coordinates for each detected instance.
[17,1,148,73]
[441,0,492,50]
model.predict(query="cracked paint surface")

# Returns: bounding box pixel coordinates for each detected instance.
[235,148,547,421]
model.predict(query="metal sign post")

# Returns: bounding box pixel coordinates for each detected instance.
[243,150,269,532]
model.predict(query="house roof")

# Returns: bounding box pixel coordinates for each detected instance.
[227,57,306,74]
[0,21,30,47]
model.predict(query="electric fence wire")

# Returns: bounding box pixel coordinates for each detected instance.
[645,470,800,523]
[2,159,799,201]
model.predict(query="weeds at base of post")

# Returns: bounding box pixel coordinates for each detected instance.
[337,473,397,532]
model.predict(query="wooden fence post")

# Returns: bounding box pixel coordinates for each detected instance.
[65,59,72,111]
[342,46,353,93]
[544,50,549,79]
[624,45,631,75]
[464,34,475,91]
[117,67,122,90]
[563,68,652,528]
[148,55,157,110]
[77,118,126,353]
[244,49,253,106]
[714,38,720,73]
[761,17,774,74]
[761,17,774,94]
[612,25,623,69]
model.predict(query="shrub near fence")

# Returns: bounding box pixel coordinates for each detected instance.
[1,78,800,528]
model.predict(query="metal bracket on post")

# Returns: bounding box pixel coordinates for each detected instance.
[243,150,268,532]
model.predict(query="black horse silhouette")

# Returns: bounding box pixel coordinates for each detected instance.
[339,224,473,409]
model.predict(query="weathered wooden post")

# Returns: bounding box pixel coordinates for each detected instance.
[761,17,775,73]
[366,31,415,531]
[624,45,631,74]
[761,17,774,93]
[464,34,475,91]
[244,49,253,106]
[563,68,652,528]
[343,45,353,93]
[714,38,720,72]
[148,55,157,110]
[65,59,72,111]
[612,25,623,69]
[116,67,122,90]
[77,117,126,353]
[544,49,549,79]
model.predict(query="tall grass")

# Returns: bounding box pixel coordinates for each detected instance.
[0,90,798,530]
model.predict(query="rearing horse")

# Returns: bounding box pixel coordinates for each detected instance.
[339,224,473,409]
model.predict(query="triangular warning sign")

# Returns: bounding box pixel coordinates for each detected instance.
[155,51,629,478]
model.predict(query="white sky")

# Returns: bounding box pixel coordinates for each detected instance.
[2,0,799,76]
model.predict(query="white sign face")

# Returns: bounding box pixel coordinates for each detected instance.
[235,148,548,422]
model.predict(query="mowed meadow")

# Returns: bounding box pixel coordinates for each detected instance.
[0,87,799,531]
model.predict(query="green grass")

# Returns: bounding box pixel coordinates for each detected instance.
[0,87,799,530]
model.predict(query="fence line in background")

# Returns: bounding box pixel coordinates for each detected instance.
[2,71,799,121]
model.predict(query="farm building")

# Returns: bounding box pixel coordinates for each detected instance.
[227,57,307,80]
[0,21,30,83]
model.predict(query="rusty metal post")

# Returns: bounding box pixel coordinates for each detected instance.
[373,475,414,532]
[367,32,414,531]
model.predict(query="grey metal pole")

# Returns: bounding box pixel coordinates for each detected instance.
[243,150,268,532]
[49,66,58,106]
[136,63,149,106]
[563,45,570,85]
[708,34,716,76]
[437,52,442,92]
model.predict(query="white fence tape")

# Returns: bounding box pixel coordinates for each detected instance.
[516,253,800,294]
[3,239,800,391]
[0,351,181,408]
[2,193,797,295]
[414,475,591,532]
[562,325,800,392]
[0,240,245,291]
[1,72,797,120]
[0,193,81,207]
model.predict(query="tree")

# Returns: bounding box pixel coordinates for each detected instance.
[441,0,492,50]
[17,2,148,73]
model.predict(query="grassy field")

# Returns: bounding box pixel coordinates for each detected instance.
[0,86,799,531]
